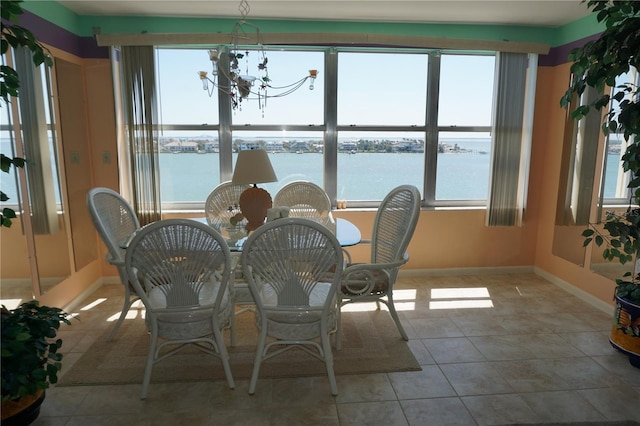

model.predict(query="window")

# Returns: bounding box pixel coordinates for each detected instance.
[336,131,425,201]
[230,50,324,126]
[337,52,427,126]
[436,131,491,200]
[437,54,494,202]
[601,68,638,203]
[234,130,325,197]
[438,55,494,127]
[137,47,515,209]
[157,49,219,125]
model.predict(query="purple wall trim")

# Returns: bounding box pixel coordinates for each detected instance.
[539,33,601,67]
[16,10,108,59]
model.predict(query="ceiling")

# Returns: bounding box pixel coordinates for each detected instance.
[56,0,591,27]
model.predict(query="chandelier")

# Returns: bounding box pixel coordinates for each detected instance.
[198,0,318,114]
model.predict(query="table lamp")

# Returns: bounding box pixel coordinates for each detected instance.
[231,149,278,231]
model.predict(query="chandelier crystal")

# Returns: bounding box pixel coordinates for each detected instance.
[198,0,318,114]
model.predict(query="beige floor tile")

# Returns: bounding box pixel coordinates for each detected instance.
[449,313,512,336]
[205,407,272,426]
[543,356,618,389]
[39,386,90,417]
[270,403,339,426]
[439,361,513,396]
[337,401,409,426]
[66,412,214,426]
[335,373,398,403]
[389,365,457,399]
[578,386,640,422]
[518,390,607,422]
[206,379,273,409]
[140,381,226,413]
[559,330,618,356]
[422,337,486,364]
[496,357,612,392]
[461,394,540,425]
[532,311,610,333]
[401,397,476,426]
[269,376,337,407]
[31,416,71,426]
[406,316,465,339]
[407,339,436,365]
[468,333,585,360]
[592,353,640,387]
[73,384,147,415]
[64,415,134,425]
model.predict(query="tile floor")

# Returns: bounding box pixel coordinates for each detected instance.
[29,272,640,425]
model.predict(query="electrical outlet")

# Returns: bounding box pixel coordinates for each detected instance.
[102,151,111,164]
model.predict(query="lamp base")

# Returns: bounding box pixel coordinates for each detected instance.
[239,185,272,232]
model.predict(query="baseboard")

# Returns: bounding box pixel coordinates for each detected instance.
[533,267,613,314]
[0,278,33,287]
[101,275,123,285]
[400,265,534,277]
[62,278,105,313]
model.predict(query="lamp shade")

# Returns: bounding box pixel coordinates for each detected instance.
[232,149,278,185]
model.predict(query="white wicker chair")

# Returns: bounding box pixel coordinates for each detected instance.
[204,181,253,346]
[241,218,344,395]
[204,181,251,232]
[124,219,235,399]
[273,181,333,228]
[86,187,141,341]
[337,185,421,349]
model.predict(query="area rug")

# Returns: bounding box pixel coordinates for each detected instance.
[57,309,421,386]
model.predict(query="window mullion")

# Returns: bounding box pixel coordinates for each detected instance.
[218,47,233,182]
[324,48,338,205]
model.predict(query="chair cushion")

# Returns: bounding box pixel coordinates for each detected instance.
[256,282,338,340]
[341,264,389,296]
[260,281,330,313]
[148,281,226,310]
[146,282,231,339]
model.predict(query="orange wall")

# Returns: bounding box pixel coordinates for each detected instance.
[0,217,32,278]
[531,64,617,304]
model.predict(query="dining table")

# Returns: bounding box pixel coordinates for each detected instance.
[121,217,361,250]
[196,216,361,250]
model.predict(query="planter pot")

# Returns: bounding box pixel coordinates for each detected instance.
[0,390,45,426]
[609,294,640,368]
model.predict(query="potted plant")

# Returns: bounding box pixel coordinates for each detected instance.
[1,301,70,425]
[561,0,640,366]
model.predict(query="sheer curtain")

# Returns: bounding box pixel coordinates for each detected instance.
[486,52,537,226]
[118,46,161,225]
[13,46,59,234]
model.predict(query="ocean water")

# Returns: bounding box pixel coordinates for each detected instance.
[0,138,622,203]
[160,139,494,202]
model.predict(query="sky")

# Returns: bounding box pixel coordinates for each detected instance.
[156,47,496,135]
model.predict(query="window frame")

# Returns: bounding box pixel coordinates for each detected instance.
[151,46,498,211]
